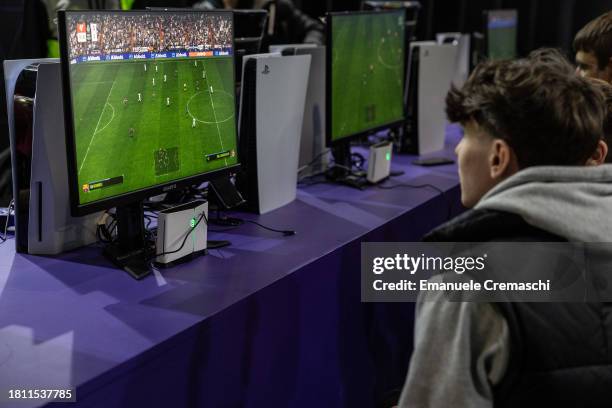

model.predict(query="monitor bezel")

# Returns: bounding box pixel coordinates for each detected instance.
[325,9,407,147]
[58,9,240,217]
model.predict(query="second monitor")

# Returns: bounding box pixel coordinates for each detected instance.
[326,9,406,188]
[485,9,518,60]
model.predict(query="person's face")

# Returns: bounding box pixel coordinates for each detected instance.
[576,50,612,83]
[455,121,517,208]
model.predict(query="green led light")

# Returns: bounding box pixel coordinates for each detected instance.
[190,218,196,228]
[385,152,391,161]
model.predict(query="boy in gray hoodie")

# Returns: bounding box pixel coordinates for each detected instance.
[399,57,612,407]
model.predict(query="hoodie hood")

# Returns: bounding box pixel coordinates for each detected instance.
[474,165,612,242]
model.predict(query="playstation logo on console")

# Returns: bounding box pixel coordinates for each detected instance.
[262,65,270,75]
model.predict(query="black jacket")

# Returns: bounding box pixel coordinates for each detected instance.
[424,208,612,407]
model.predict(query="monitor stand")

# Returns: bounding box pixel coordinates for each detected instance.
[209,175,246,210]
[103,202,154,280]
[326,142,368,190]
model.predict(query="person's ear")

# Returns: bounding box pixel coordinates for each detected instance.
[489,139,517,180]
[586,139,609,166]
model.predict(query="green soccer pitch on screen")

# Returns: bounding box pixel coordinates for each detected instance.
[486,10,518,60]
[63,11,238,206]
[329,10,406,142]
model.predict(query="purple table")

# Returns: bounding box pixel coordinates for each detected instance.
[0,129,463,408]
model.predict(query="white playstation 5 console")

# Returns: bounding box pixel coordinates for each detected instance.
[436,32,471,87]
[401,42,458,155]
[236,53,311,214]
[4,59,100,255]
[269,44,327,175]
[155,200,208,265]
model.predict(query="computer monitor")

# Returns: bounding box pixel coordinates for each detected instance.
[326,10,405,187]
[58,10,238,277]
[484,9,518,60]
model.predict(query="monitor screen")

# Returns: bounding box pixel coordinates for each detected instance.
[328,10,406,143]
[60,10,238,210]
[486,9,517,60]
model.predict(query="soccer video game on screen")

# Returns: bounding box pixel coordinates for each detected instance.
[487,12,517,60]
[65,12,238,205]
[331,11,405,142]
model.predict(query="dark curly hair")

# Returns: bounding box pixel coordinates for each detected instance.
[527,47,574,74]
[574,11,612,70]
[446,58,605,168]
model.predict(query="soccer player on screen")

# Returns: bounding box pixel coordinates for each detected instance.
[129,127,135,138]
[144,64,147,72]
[166,96,170,107]
[123,96,128,106]
[192,117,197,128]
[164,74,167,83]
[152,77,156,87]
[138,93,142,102]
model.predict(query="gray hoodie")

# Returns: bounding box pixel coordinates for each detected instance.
[398,165,612,408]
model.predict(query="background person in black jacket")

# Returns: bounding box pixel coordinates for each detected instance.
[398,55,612,407]
[222,0,324,46]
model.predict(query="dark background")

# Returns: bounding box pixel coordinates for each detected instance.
[1,0,612,206]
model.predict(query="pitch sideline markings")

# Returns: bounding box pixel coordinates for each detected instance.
[79,79,117,174]
[203,60,228,167]
[94,103,116,136]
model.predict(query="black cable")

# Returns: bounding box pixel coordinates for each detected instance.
[245,220,296,236]
[376,182,453,221]
[0,200,14,243]
[96,211,117,244]
[211,211,296,237]
[351,152,366,170]
[298,169,326,182]
[144,215,153,229]
[298,149,330,175]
